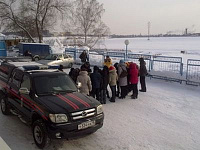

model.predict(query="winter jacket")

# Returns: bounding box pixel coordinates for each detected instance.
[109,69,118,86]
[118,63,128,86]
[79,52,88,63]
[101,66,109,89]
[90,71,102,89]
[129,63,139,84]
[104,58,112,68]
[139,61,147,77]
[77,71,92,95]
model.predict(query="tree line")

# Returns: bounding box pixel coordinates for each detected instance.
[0,0,109,48]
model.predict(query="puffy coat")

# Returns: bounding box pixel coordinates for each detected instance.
[129,63,139,84]
[77,71,92,95]
[109,68,118,86]
[118,63,128,86]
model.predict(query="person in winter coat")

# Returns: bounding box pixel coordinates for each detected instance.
[118,59,128,99]
[129,63,139,99]
[79,50,88,63]
[100,65,109,104]
[90,66,102,101]
[76,68,92,95]
[104,55,112,68]
[109,66,118,102]
[81,62,91,73]
[139,57,147,92]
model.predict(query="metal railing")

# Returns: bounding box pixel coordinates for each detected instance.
[65,48,200,86]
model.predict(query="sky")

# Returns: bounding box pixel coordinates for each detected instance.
[98,0,200,35]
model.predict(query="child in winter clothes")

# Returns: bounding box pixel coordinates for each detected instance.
[129,63,139,99]
[76,68,92,95]
[109,66,118,102]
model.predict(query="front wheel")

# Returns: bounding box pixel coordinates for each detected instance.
[1,97,10,115]
[32,120,51,149]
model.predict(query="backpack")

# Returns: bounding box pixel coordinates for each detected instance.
[120,68,128,78]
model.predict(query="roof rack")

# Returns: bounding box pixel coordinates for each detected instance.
[6,62,59,71]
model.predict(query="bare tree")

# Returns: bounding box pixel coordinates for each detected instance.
[64,0,110,48]
[0,0,69,43]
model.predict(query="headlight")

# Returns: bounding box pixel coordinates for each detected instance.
[97,105,103,114]
[49,114,68,123]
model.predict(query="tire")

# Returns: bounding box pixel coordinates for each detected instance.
[32,120,51,149]
[1,97,10,115]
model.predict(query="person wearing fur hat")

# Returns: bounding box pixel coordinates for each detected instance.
[77,68,92,95]
[109,66,118,102]
[139,57,147,92]
[118,59,128,99]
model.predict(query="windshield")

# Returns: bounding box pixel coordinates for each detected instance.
[34,74,77,95]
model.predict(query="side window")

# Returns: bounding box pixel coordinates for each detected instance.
[21,75,31,91]
[0,65,9,80]
[64,55,69,59]
[10,69,23,90]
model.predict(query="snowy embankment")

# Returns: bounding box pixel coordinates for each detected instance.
[1,78,200,150]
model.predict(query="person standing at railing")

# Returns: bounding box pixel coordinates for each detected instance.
[79,50,88,64]
[139,58,147,92]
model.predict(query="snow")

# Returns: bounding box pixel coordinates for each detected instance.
[1,77,200,150]
[1,37,200,149]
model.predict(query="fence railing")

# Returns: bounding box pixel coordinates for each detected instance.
[186,59,200,86]
[65,48,200,86]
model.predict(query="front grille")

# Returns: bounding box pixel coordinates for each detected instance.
[71,108,96,120]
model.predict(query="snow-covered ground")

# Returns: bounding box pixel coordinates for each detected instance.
[1,77,200,150]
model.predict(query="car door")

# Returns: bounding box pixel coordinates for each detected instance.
[8,69,23,112]
[19,74,33,119]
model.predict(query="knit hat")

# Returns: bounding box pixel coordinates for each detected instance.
[109,66,115,70]
[119,59,124,64]
[139,57,144,62]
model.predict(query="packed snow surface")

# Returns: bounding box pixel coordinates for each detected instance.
[1,77,200,150]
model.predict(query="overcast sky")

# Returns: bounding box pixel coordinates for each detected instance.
[98,0,200,35]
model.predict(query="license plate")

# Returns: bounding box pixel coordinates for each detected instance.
[78,120,95,130]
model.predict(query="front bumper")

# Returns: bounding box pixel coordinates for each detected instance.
[47,114,104,139]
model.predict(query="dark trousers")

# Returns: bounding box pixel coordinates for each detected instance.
[110,85,116,102]
[100,89,106,104]
[130,84,138,98]
[120,86,127,98]
[92,88,100,100]
[116,81,120,97]
[140,76,146,92]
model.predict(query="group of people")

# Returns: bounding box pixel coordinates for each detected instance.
[68,54,148,104]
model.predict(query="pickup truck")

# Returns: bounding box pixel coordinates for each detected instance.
[0,62,104,149]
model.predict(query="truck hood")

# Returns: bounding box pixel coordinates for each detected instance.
[36,92,99,114]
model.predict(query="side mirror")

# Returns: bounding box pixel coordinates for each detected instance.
[19,87,30,95]
[77,82,82,88]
